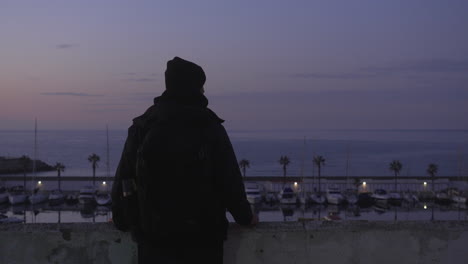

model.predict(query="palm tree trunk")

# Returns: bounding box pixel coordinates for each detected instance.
[58,170,61,191]
[394,172,397,192]
[93,165,96,186]
[23,170,26,189]
[283,166,286,187]
[318,166,321,194]
[243,167,246,179]
[431,174,434,193]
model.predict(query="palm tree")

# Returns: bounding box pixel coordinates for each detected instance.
[427,163,438,193]
[313,155,325,194]
[389,160,402,192]
[54,162,65,190]
[239,159,250,179]
[20,155,30,188]
[279,156,291,186]
[88,153,100,185]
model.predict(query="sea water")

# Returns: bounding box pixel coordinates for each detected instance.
[0,129,467,177]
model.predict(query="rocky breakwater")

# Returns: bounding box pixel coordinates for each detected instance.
[0,156,54,174]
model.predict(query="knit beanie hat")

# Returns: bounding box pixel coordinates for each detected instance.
[165,57,206,92]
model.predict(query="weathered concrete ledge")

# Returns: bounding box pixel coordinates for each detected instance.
[1,221,468,264]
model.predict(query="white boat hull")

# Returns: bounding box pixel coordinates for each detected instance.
[8,194,28,205]
[245,182,263,204]
[309,193,326,204]
[49,192,65,205]
[29,194,48,204]
[246,195,262,204]
[265,193,278,203]
[0,214,23,223]
[452,196,467,204]
[344,195,358,204]
[95,194,112,205]
[371,194,389,202]
[326,194,344,205]
[298,196,307,204]
[79,194,96,204]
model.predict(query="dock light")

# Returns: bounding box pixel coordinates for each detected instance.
[294,182,298,187]
[423,182,427,186]
[363,182,367,186]
[102,181,106,185]
[38,181,42,185]
[424,204,427,210]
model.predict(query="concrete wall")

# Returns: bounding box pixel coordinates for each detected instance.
[1,221,468,264]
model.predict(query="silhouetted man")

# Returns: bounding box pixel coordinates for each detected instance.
[112,57,257,264]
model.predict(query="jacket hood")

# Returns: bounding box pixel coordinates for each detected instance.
[132,90,223,129]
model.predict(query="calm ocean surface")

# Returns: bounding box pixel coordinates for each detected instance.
[1,129,468,223]
[0,129,467,177]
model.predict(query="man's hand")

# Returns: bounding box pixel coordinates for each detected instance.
[249,214,259,227]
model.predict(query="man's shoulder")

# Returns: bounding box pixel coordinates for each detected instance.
[131,104,158,128]
[206,108,224,124]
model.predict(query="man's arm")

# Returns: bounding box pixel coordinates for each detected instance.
[111,125,139,231]
[214,125,253,226]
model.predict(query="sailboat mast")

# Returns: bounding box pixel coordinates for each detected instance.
[345,144,350,189]
[33,118,37,175]
[106,125,110,177]
[300,136,306,194]
[32,118,37,191]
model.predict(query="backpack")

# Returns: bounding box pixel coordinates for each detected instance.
[134,117,219,241]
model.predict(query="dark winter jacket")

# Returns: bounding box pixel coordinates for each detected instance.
[111,89,252,243]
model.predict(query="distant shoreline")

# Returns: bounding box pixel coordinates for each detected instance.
[0,156,54,175]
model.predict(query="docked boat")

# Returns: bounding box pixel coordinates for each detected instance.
[371,189,390,204]
[0,187,8,204]
[452,195,467,204]
[309,192,326,204]
[8,186,28,205]
[65,193,79,205]
[343,189,358,204]
[264,191,279,204]
[48,189,65,205]
[280,204,295,221]
[279,187,298,204]
[435,190,452,204]
[78,186,96,204]
[402,192,419,204]
[418,191,435,202]
[326,188,344,205]
[95,192,112,205]
[298,193,308,204]
[80,205,96,219]
[388,192,403,206]
[244,183,263,204]
[29,188,48,205]
[357,192,374,207]
[373,203,389,214]
[0,214,23,223]
[447,189,467,204]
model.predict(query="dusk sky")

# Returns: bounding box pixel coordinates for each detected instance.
[1,1,468,131]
